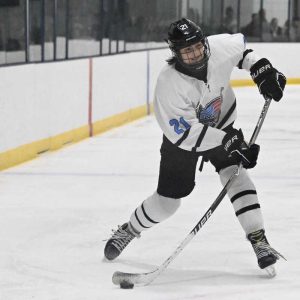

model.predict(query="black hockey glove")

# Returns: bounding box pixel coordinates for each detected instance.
[250,58,286,102]
[221,128,260,169]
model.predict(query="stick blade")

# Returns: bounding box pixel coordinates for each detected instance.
[112,269,158,287]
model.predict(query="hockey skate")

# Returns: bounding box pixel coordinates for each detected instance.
[104,222,140,260]
[247,229,285,277]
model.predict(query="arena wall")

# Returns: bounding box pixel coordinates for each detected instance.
[1,43,300,170]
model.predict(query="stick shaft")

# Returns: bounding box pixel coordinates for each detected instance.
[249,97,272,146]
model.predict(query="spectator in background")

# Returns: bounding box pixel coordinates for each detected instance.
[292,17,300,41]
[0,25,4,50]
[242,13,260,38]
[5,38,21,51]
[188,8,201,25]
[242,9,271,41]
[222,6,237,34]
[259,9,271,41]
[283,20,292,41]
[269,18,282,40]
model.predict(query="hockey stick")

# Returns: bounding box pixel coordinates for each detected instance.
[112,97,272,287]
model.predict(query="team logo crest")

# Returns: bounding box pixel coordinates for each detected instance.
[196,96,222,126]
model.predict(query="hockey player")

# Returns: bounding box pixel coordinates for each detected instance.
[104,18,286,273]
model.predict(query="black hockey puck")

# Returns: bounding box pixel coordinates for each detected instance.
[120,280,134,289]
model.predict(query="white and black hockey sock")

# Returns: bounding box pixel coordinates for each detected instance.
[129,192,181,233]
[219,166,264,234]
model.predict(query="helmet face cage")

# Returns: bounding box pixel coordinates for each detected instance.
[167,18,210,71]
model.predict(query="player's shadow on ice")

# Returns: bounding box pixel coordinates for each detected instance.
[103,257,269,287]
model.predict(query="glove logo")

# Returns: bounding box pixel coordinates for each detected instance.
[251,64,271,80]
[224,135,238,151]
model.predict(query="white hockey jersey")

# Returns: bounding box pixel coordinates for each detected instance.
[153,33,259,152]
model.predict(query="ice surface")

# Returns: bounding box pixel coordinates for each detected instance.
[1,86,300,300]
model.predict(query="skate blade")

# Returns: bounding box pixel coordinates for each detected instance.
[264,265,276,278]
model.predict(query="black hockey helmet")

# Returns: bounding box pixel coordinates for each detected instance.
[167,18,210,71]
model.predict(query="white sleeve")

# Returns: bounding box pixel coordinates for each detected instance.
[227,33,247,67]
[154,79,226,152]
[241,51,262,71]
[235,35,261,71]
[209,33,246,68]
[211,33,258,70]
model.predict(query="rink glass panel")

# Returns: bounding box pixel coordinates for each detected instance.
[0,0,299,67]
